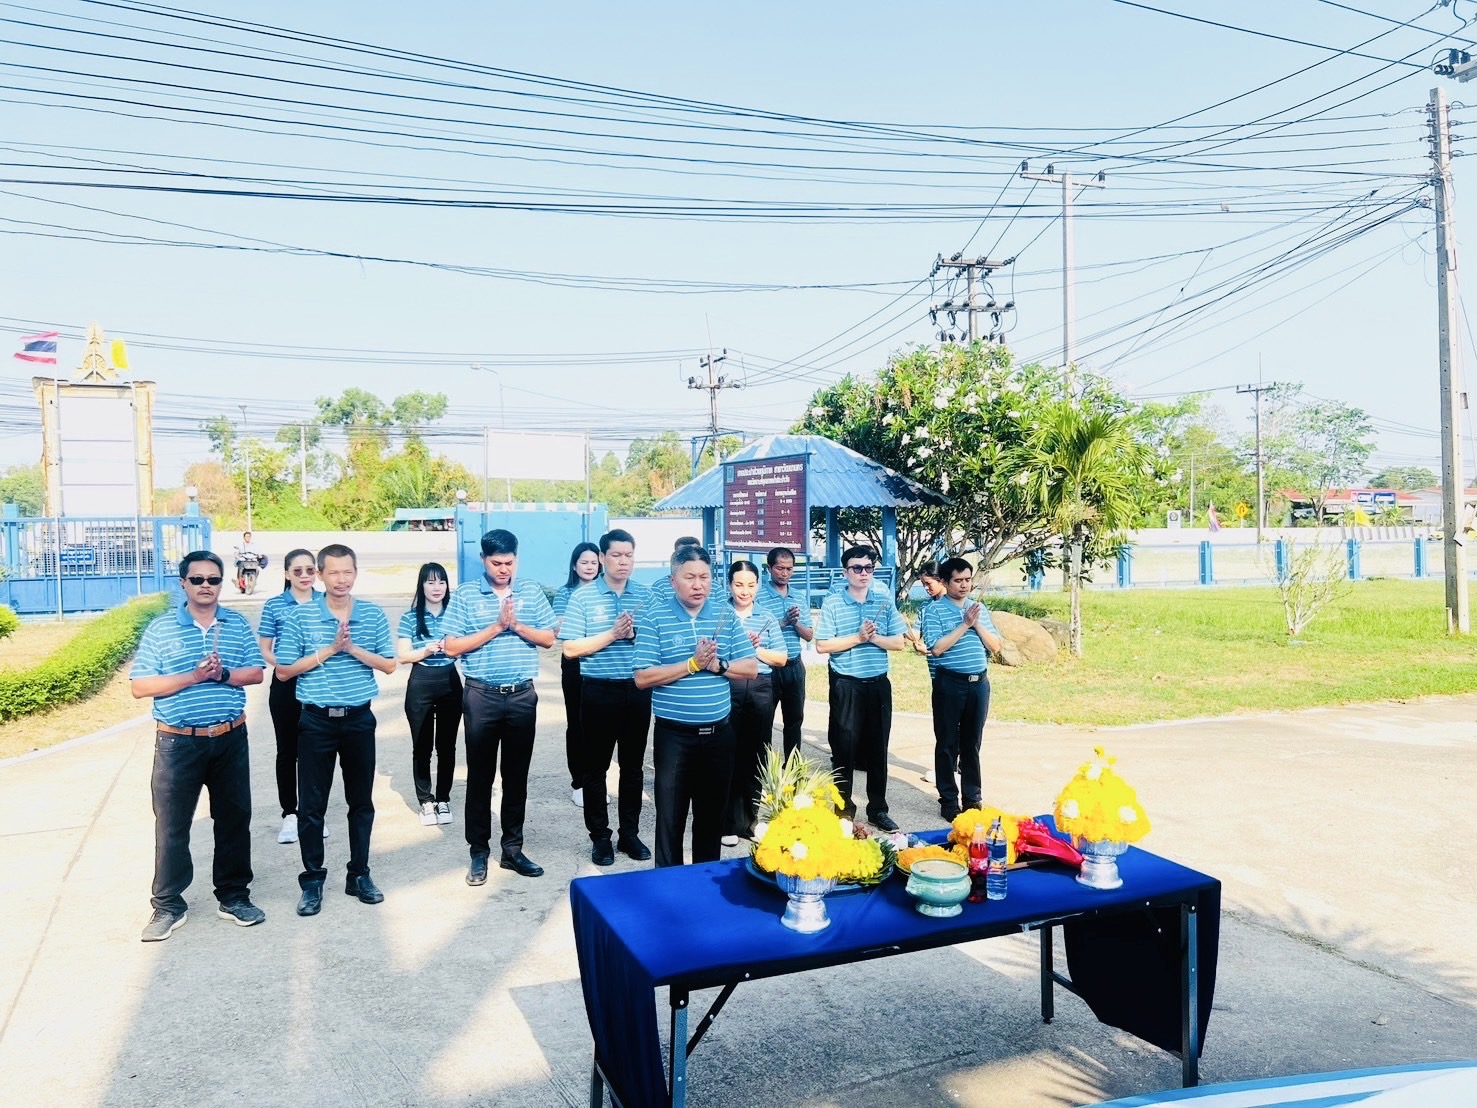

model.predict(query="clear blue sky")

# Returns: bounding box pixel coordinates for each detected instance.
[0,0,1470,485]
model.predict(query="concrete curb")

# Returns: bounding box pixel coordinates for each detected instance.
[0,712,153,770]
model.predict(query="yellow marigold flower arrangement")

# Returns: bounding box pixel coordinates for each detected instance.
[754,805,876,881]
[947,807,1024,864]
[1053,746,1151,844]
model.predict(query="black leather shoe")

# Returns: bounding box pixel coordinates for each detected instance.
[616,835,652,862]
[500,851,544,878]
[345,875,384,904]
[296,881,323,917]
[591,839,615,867]
[940,804,961,823]
[466,854,489,886]
[870,813,900,833]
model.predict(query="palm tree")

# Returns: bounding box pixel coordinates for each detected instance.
[1020,403,1153,657]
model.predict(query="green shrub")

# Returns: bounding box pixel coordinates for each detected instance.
[985,595,1056,620]
[0,594,169,722]
[0,604,17,642]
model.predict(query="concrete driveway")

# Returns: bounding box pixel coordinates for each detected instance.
[1,622,1473,1107]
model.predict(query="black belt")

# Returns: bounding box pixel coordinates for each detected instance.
[303,702,371,719]
[656,717,727,736]
[833,672,888,685]
[583,675,637,686]
[466,677,533,695]
[937,668,988,683]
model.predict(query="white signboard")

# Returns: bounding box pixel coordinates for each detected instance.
[486,431,586,481]
[57,391,137,516]
[1166,509,1183,529]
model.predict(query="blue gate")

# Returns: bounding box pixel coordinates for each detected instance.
[454,503,608,591]
[0,505,212,615]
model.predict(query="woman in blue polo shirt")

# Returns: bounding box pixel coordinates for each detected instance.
[552,542,601,807]
[722,560,787,846]
[397,562,461,827]
[257,547,317,846]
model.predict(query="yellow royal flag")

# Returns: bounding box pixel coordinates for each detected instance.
[111,339,130,370]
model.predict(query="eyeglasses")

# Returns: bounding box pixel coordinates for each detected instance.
[845,564,875,574]
[187,575,224,586]
[290,567,317,576]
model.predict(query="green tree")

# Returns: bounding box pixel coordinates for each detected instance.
[1369,465,1437,491]
[1135,397,1255,527]
[0,463,45,515]
[1258,384,1375,522]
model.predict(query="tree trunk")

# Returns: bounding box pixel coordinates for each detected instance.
[1068,529,1084,658]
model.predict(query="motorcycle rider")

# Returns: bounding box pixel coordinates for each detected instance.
[233,531,266,593]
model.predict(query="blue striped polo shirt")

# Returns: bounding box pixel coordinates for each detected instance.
[551,582,592,619]
[397,606,455,668]
[921,597,998,675]
[816,590,905,678]
[732,604,783,677]
[257,590,314,644]
[443,576,554,683]
[558,577,650,680]
[644,575,674,610]
[131,603,265,726]
[757,581,811,659]
[276,595,395,707]
[633,593,756,724]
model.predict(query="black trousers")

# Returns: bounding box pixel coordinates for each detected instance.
[296,705,376,887]
[724,675,775,837]
[405,664,463,804]
[829,673,893,820]
[931,669,990,810]
[267,674,301,818]
[771,658,806,759]
[580,676,651,842]
[463,679,537,858]
[560,654,584,790]
[652,716,734,868]
[150,724,253,914]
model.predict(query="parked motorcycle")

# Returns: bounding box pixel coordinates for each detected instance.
[236,552,265,595]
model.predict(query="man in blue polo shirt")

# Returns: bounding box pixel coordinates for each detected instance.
[816,545,906,831]
[643,535,703,610]
[758,546,813,760]
[274,543,397,916]
[130,550,266,942]
[634,545,757,868]
[559,528,652,866]
[444,528,556,884]
[922,557,1002,822]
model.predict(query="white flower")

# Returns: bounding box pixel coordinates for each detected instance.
[1006,379,1023,393]
[1061,799,1080,819]
[1157,445,1171,458]
[839,818,854,838]
[1118,806,1138,823]
[933,395,948,409]
[917,445,932,459]
[900,432,911,446]
[915,426,930,439]
[939,384,956,398]
[964,394,978,410]
[793,792,814,809]
[790,841,809,859]
[1014,471,1030,487]
[1085,764,1103,781]
[882,412,896,426]
[1007,410,1022,420]
[810,406,825,418]
[940,473,951,494]
[754,821,769,840]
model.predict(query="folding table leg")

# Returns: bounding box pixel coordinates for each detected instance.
[589,1058,604,1108]
[1039,925,1055,1024]
[670,988,689,1108]
[1180,902,1200,1088]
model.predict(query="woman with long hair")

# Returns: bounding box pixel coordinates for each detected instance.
[552,542,601,806]
[721,560,788,846]
[257,548,318,845]
[398,562,462,826]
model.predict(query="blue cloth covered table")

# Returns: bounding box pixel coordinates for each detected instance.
[570,830,1219,1107]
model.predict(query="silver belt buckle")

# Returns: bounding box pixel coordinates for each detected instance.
[968,673,980,683]
[328,706,347,718]
[496,683,520,694]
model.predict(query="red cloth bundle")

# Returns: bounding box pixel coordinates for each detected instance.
[1014,818,1084,868]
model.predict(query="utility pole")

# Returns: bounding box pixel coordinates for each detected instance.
[929,254,1014,343]
[237,403,253,531]
[688,349,740,475]
[1020,163,1107,385]
[1236,379,1275,545]
[1429,85,1470,633]
[298,423,308,506]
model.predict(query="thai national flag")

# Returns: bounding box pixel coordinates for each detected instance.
[15,331,59,365]
[1207,502,1222,532]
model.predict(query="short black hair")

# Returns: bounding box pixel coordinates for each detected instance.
[673,535,702,551]
[671,545,711,572]
[939,556,973,583]
[841,545,877,568]
[600,528,635,554]
[317,543,357,570]
[766,546,795,567]
[480,529,518,557]
[179,550,223,578]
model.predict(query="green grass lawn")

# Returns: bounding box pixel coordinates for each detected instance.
[873,579,1476,725]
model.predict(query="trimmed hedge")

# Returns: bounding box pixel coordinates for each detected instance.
[0,604,17,642]
[0,594,170,723]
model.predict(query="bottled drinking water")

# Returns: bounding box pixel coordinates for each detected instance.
[985,817,1009,901]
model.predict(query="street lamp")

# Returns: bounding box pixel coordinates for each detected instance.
[238,403,253,531]
[470,364,512,506]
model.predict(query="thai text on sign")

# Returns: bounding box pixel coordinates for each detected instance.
[723,454,808,550]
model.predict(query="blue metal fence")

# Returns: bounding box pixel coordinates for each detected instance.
[0,506,211,615]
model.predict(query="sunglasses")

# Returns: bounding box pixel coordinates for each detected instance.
[846,564,875,574]
[187,575,224,586]
[290,567,317,576]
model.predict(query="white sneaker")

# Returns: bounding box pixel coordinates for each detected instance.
[921,768,936,784]
[277,814,298,844]
[720,835,739,848]
[571,787,583,807]
[435,801,452,825]
[323,824,331,840]
[419,801,437,826]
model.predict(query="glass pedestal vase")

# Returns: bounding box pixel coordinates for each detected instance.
[775,872,836,933]
[1073,837,1128,890]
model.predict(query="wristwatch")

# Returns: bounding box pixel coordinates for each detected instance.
[216,667,232,684]
[716,658,729,676]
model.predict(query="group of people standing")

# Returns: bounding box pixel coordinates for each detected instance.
[130,528,1003,943]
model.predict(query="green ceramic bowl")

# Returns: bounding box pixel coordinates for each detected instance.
[904,858,971,918]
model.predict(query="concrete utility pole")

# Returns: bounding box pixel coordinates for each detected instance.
[237,403,253,531]
[688,349,740,475]
[1020,163,1106,385]
[1237,375,1275,545]
[298,423,308,506]
[1429,85,1470,633]
[929,254,1014,343]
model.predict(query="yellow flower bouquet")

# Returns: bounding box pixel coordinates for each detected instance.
[947,807,1026,864]
[1054,747,1151,844]
[750,749,890,887]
